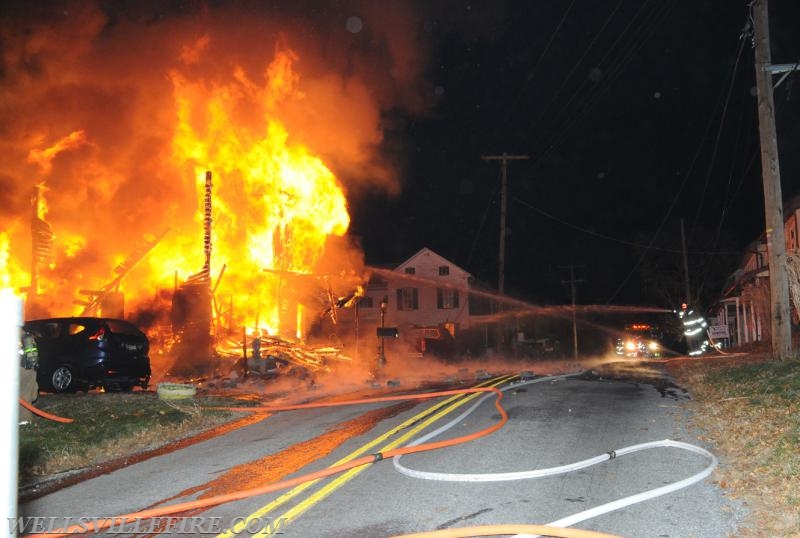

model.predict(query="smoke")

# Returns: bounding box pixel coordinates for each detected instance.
[0,0,433,316]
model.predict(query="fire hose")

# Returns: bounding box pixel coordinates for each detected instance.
[27,378,716,538]
[392,376,717,537]
[28,386,514,538]
[18,398,74,423]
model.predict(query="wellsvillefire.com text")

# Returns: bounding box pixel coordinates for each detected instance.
[9,516,287,535]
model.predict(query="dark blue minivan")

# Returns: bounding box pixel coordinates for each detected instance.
[24,317,151,393]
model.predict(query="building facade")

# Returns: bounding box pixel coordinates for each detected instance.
[356,248,474,357]
[713,196,800,347]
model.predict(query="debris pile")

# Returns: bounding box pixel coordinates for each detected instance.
[216,334,352,376]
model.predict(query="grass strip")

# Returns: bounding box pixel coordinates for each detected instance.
[19,392,241,482]
[667,354,800,537]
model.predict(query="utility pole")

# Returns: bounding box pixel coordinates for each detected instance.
[482,153,528,354]
[561,264,584,360]
[377,296,388,369]
[481,153,529,295]
[752,0,793,360]
[680,218,691,305]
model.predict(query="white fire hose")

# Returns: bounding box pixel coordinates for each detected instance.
[393,375,718,536]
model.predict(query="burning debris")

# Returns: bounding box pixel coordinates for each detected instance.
[217,334,352,376]
[76,229,169,318]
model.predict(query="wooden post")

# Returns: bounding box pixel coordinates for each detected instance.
[752,0,793,359]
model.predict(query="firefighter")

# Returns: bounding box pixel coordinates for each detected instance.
[19,329,40,423]
[679,304,710,356]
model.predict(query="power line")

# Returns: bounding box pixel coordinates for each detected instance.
[528,0,632,149]
[688,32,748,242]
[531,0,675,169]
[465,175,500,269]
[603,12,753,305]
[513,196,738,255]
[505,0,578,114]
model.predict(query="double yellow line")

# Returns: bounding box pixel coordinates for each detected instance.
[218,374,515,537]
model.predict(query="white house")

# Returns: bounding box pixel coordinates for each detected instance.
[348,247,482,361]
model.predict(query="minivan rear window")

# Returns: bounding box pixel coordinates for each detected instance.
[68,324,87,336]
[28,322,62,339]
[105,319,142,335]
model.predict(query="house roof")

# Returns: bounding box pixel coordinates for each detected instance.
[394,247,472,278]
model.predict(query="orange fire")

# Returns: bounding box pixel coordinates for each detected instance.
[155,44,351,334]
[3,43,355,339]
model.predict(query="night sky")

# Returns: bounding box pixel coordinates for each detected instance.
[349,0,800,309]
[2,0,799,316]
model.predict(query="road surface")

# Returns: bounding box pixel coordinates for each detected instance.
[20,366,744,537]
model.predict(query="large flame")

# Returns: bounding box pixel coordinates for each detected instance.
[0,1,431,351]
[155,45,351,334]
[3,43,352,339]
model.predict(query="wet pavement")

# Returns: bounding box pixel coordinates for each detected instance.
[20,363,745,537]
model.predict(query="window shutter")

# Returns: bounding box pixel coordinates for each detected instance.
[437,288,443,309]
[412,288,419,309]
[396,289,403,310]
[453,291,459,308]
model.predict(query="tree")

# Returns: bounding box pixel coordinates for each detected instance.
[636,222,739,312]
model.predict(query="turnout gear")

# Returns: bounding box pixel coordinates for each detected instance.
[679,305,710,356]
[18,330,40,422]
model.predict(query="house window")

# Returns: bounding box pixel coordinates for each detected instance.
[359,296,374,308]
[438,266,450,276]
[370,278,388,290]
[397,288,419,310]
[404,267,415,275]
[437,288,459,309]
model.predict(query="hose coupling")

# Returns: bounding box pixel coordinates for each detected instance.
[372,452,384,462]
[607,450,617,459]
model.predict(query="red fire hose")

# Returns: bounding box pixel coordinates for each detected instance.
[28,386,509,537]
[18,398,74,423]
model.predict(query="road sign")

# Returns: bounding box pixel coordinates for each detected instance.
[376,327,399,338]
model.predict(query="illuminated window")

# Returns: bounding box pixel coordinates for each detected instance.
[397,288,419,310]
[405,267,415,275]
[437,288,459,309]
[438,266,450,276]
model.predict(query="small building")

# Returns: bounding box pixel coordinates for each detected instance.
[328,247,497,364]
[712,196,800,347]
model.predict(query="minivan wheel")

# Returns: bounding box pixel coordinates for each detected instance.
[51,365,76,393]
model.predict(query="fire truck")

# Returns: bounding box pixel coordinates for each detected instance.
[614,323,663,358]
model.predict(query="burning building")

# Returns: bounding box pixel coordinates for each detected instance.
[0,2,431,377]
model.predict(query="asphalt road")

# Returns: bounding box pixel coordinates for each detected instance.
[20,367,744,537]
